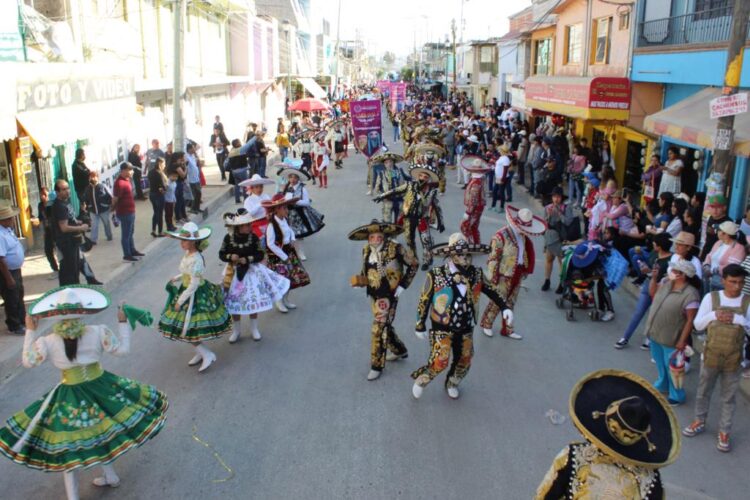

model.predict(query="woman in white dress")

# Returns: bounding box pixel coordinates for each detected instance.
[658,147,684,195]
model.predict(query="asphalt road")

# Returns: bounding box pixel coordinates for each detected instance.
[0,122,748,499]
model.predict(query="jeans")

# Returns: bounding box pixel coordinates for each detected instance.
[133,168,144,199]
[258,156,267,178]
[43,226,58,272]
[650,341,685,403]
[694,364,742,433]
[57,238,81,285]
[505,174,513,201]
[150,192,165,233]
[80,250,97,283]
[0,269,25,331]
[175,179,187,221]
[279,147,289,161]
[216,152,227,180]
[232,168,249,202]
[165,202,175,230]
[393,125,400,142]
[568,176,583,206]
[119,212,136,258]
[190,183,202,211]
[247,157,259,177]
[89,209,112,243]
[622,281,653,342]
[491,183,505,209]
[628,248,650,279]
[529,163,536,195]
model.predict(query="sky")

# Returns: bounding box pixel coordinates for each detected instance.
[330,0,532,58]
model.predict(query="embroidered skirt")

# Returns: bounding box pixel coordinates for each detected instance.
[266,245,311,290]
[0,367,167,472]
[159,279,232,342]
[224,263,290,315]
[287,205,325,238]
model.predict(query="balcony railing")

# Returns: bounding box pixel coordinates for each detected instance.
[636,6,749,48]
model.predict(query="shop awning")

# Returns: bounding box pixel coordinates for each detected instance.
[644,87,750,157]
[296,77,327,100]
[16,97,135,153]
[525,76,631,121]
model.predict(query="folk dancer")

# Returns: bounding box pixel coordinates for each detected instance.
[262,193,311,312]
[219,209,290,343]
[374,163,444,271]
[0,286,167,499]
[277,162,325,261]
[158,222,232,372]
[536,369,678,499]
[312,133,330,188]
[459,155,492,244]
[416,142,447,195]
[411,233,512,400]
[295,133,315,185]
[481,206,546,340]
[371,152,410,223]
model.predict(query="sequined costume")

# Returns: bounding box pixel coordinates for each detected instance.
[372,165,410,223]
[460,176,485,244]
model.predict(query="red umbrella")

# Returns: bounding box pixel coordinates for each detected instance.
[288,98,330,112]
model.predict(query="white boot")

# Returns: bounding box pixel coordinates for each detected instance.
[228,319,241,344]
[482,328,494,337]
[197,345,216,373]
[92,464,120,488]
[446,386,460,399]
[188,346,202,366]
[249,317,261,341]
[283,294,297,309]
[294,240,307,261]
[412,381,425,399]
[63,471,80,500]
[275,300,289,313]
[367,369,381,381]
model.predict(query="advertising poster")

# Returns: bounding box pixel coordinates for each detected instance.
[390,83,406,113]
[350,100,382,157]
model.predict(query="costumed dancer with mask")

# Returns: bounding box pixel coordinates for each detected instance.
[219,209,290,343]
[481,206,546,340]
[0,286,167,500]
[158,222,231,372]
[536,369,679,499]
[263,193,311,312]
[374,163,444,271]
[411,233,512,400]
[459,155,492,244]
[278,161,325,261]
[371,152,410,223]
[417,142,447,195]
[349,220,418,381]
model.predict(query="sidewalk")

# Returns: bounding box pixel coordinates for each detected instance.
[0,164,232,383]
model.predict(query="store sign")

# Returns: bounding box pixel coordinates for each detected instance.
[709,93,748,120]
[713,128,734,151]
[16,75,135,112]
[525,77,631,111]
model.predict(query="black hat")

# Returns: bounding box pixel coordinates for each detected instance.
[569,369,680,468]
[348,219,403,241]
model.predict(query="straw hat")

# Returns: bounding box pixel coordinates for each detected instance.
[0,206,20,220]
[670,231,696,247]
[505,205,547,236]
[348,219,404,241]
[238,174,275,188]
[368,152,404,165]
[431,232,490,257]
[167,222,212,241]
[30,285,110,319]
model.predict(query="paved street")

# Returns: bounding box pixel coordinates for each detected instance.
[0,124,748,499]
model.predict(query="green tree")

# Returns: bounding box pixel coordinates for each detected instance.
[400,67,414,81]
[382,51,396,67]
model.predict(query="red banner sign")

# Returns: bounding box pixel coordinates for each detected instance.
[525,77,631,111]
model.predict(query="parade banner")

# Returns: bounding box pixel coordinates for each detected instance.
[350,99,382,157]
[376,80,392,97]
[390,82,406,113]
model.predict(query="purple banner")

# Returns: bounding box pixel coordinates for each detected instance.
[376,80,392,97]
[350,99,382,158]
[390,82,406,113]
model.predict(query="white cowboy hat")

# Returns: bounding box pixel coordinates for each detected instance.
[223,209,255,226]
[460,155,492,173]
[167,221,212,241]
[30,285,110,319]
[467,134,480,144]
[505,205,547,236]
[238,174,275,188]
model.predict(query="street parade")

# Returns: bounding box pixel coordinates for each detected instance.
[1,0,749,498]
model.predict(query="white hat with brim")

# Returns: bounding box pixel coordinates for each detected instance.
[0,205,20,220]
[467,135,480,144]
[167,222,212,241]
[274,158,304,169]
[30,285,110,320]
[668,260,697,278]
[223,209,255,226]
[238,174,275,188]
[408,163,440,184]
[719,221,739,236]
[460,155,492,173]
[506,205,547,236]
[277,167,311,180]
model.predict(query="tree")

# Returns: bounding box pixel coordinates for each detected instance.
[382,51,396,67]
[400,67,414,81]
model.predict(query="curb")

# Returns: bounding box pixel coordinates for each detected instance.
[0,186,232,385]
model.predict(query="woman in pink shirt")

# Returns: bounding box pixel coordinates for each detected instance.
[704,221,746,291]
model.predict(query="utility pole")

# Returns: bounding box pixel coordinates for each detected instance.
[710,0,749,177]
[451,18,457,91]
[332,0,341,99]
[172,0,186,153]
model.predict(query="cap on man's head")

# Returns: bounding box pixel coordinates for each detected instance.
[708,194,727,207]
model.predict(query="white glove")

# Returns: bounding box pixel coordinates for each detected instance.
[462,213,470,220]
[415,330,428,340]
[394,286,405,298]
[502,309,514,326]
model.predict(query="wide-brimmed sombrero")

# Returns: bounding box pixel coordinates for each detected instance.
[261,192,299,210]
[409,163,440,184]
[238,173,275,188]
[30,285,111,319]
[274,157,304,169]
[223,208,257,226]
[414,143,446,157]
[277,165,311,180]
[570,369,680,468]
[167,221,212,241]
[460,155,492,173]
[432,232,490,257]
[571,242,601,268]
[368,152,404,165]
[505,205,546,236]
[348,219,404,241]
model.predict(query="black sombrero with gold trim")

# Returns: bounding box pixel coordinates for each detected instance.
[348,219,404,241]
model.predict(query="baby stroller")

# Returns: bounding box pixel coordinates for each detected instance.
[555,242,606,321]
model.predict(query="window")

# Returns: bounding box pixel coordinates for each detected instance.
[593,17,611,64]
[565,24,582,64]
[479,46,496,73]
[618,11,630,30]
[533,38,552,75]
[694,0,731,20]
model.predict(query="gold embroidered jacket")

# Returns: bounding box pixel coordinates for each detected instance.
[376,181,443,226]
[361,240,418,298]
[486,227,536,282]
[415,264,507,332]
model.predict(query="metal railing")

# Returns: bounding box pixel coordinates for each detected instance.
[636,6,749,48]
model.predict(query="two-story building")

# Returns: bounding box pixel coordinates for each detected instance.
[632,0,750,217]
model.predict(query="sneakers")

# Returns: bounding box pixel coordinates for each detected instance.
[123,256,138,262]
[682,420,706,437]
[743,368,750,379]
[541,279,550,291]
[446,386,460,399]
[482,328,494,338]
[717,432,731,452]
[133,251,145,257]
[640,339,651,350]
[601,311,615,322]
[614,338,628,349]
[503,332,522,340]
[412,381,425,399]
[367,369,381,381]
[554,283,564,294]
[667,398,683,407]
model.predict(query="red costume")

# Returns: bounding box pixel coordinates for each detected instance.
[460,176,485,244]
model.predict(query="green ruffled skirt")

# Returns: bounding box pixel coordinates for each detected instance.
[0,369,167,472]
[159,279,232,342]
